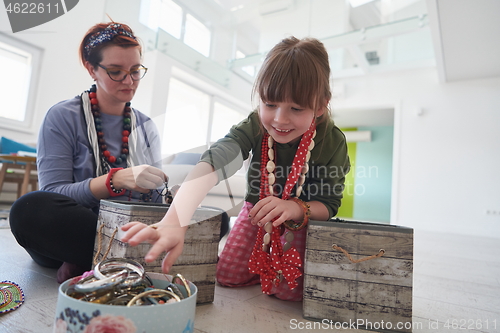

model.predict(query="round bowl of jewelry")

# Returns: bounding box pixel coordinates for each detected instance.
[53,269,197,333]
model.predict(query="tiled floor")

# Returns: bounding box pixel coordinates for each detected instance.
[1,204,499,333]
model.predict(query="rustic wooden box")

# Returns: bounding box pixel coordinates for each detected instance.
[93,200,222,304]
[303,220,413,332]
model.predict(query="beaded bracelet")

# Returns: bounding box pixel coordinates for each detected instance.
[284,197,311,231]
[106,168,126,197]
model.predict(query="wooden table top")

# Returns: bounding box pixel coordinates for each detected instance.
[0,154,37,163]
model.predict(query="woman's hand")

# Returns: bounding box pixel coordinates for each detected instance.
[248,196,303,227]
[120,221,187,273]
[114,164,167,193]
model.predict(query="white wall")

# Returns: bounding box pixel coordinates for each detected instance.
[333,68,500,239]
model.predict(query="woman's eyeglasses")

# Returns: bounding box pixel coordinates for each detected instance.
[98,64,148,82]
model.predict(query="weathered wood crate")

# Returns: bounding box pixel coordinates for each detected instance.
[303,219,413,333]
[93,200,222,304]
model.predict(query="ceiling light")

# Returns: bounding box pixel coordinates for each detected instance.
[349,0,376,8]
[230,4,244,11]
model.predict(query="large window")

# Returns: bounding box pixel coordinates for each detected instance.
[0,34,41,131]
[162,77,247,155]
[210,101,246,143]
[162,78,210,155]
[140,0,211,57]
[184,14,211,57]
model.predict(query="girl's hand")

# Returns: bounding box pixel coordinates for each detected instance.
[248,196,303,227]
[114,165,167,193]
[120,161,218,273]
[120,221,187,273]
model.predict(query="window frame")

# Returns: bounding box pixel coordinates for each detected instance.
[183,12,212,57]
[209,96,248,144]
[0,32,42,133]
[161,73,248,155]
[161,76,212,155]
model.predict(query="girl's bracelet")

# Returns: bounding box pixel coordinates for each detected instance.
[284,197,311,231]
[106,168,126,197]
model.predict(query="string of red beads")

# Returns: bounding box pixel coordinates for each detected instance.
[89,84,131,165]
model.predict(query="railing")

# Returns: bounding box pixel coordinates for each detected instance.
[153,14,431,87]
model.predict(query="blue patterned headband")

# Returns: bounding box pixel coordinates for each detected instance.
[84,23,137,60]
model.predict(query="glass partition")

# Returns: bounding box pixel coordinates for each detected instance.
[156,29,232,87]
[108,0,434,87]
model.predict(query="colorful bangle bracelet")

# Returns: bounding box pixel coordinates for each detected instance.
[106,167,125,197]
[284,197,311,231]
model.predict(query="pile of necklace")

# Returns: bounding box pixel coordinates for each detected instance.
[66,258,192,306]
[248,119,316,294]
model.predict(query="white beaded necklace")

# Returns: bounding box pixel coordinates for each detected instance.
[265,130,317,198]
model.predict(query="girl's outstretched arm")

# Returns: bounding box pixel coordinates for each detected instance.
[120,161,218,273]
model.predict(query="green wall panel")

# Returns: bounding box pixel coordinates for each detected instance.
[337,128,356,218]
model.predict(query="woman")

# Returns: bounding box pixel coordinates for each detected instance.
[9,22,167,283]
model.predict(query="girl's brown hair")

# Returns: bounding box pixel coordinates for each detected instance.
[79,22,141,68]
[252,36,332,121]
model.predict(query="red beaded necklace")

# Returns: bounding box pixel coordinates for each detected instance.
[88,84,131,167]
[248,120,316,294]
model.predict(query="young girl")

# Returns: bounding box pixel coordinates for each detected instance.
[121,36,350,301]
